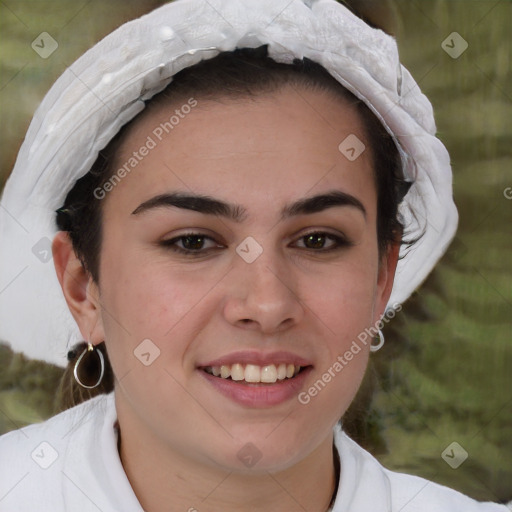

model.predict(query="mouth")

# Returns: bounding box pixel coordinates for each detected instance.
[197,354,313,407]
[201,363,308,384]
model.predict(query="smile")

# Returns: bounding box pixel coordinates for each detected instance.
[202,363,304,384]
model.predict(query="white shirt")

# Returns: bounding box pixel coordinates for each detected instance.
[0,393,508,511]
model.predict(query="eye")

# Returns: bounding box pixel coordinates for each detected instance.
[293,231,353,253]
[160,230,352,257]
[160,232,222,256]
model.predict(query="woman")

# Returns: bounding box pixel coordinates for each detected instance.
[0,0,507,510]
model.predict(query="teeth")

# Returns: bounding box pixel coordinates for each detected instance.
[231,363,244,381]
[204,363,303,383]
[244,364,261,383]
[261,365,277,383]
[220,365,230,379]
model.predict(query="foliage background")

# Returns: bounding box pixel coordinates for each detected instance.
[0,0,510,504]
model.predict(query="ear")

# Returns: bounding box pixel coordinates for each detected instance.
[373,239,401,323]
[52,231,105,344]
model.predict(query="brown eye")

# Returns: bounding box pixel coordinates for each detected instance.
[303,233,327,249]
[295,231,352,252]
[181,235,206,250]
[160,232,221,256]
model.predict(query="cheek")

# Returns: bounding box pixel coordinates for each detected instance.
[303,252,379,331]
[96,257,200,417]
[97,220,379,373]
[99,259,194,342]
[293,260,376,423]
[99,236,380,341]
[97,243,220,368]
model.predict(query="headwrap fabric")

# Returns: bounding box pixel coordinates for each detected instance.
[0,0,457,367]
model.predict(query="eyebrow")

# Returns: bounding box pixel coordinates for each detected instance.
[131,190,366,221]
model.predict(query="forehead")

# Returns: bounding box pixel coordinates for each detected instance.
[102,85,375,218]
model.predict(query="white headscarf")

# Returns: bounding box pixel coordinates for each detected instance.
[0,0,457,367]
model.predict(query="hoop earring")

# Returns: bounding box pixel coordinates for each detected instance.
[370,329,385,352]
[73,342,105,389]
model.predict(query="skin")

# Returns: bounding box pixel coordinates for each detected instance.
[53,84,399,512]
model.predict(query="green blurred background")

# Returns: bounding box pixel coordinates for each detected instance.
[0,0,511,504]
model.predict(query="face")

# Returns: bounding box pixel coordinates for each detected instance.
[82,85,397,473]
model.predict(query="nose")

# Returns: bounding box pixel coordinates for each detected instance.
[223,249,305,334]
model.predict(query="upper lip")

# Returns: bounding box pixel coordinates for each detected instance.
[198,350,313,368]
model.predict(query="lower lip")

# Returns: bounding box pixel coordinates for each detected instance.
[198,367,312,408]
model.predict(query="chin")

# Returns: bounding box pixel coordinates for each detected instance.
[204,421,327,474]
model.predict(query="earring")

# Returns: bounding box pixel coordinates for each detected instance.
[73,342,105,389]
[370,329,385,352]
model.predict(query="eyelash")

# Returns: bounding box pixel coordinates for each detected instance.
[160,231,353,257]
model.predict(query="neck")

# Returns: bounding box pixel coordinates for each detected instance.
[116,401,338,512]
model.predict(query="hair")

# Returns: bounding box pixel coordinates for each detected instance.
[54,45,409,441]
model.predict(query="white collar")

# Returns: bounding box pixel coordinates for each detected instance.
[2,392,504,510]
[79,393,393,511]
